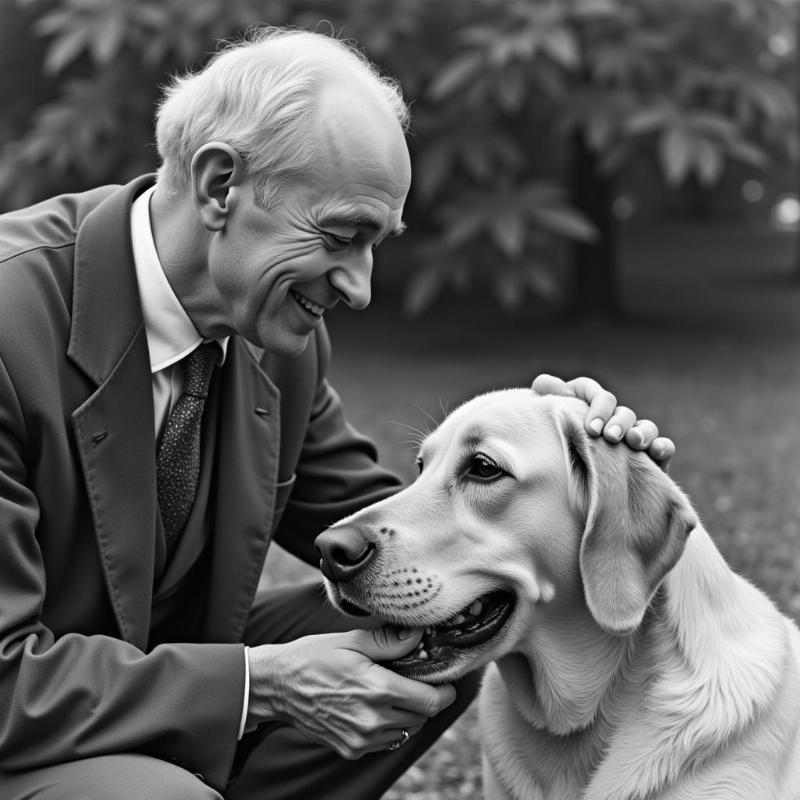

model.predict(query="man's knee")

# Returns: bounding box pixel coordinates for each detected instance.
[0,753,222,800]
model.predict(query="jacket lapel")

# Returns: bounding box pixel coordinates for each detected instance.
[66,176,285,647]
[69,176,158,650]
[203,339,280,643]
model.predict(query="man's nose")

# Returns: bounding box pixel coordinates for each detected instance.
[328,255,372,310]
[315,526,376,582]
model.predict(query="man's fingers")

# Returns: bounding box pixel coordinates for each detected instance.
[533,374,619,438]
[648,436,675,470]
[339,628,457,716]
[531,374,576,398]
[624,423,674,469]
[532,374,617,436]
[600,405,636,443]
[624,419,659,450]
[348,626,423,662]
[386,711,429,730]
[575,380,618,436]
[391,677,457,718]
[385,722,425,739]
[378,722,426,752]
[532,373,676,468]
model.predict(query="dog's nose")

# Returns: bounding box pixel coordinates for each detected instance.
[315,527,376,582]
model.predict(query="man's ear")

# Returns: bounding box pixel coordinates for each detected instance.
[190,142,246,231]
[560,413,697,635]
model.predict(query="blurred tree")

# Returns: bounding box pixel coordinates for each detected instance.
[0,0,796,316]
[426,0,798,317]
[0,0,295,207]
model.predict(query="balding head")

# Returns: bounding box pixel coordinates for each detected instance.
[155,26,410,207]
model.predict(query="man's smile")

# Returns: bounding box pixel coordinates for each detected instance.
[290,289,327,318]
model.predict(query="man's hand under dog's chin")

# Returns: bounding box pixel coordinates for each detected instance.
[244,629,456,758]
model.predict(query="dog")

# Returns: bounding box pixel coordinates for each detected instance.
[316,389,800,799]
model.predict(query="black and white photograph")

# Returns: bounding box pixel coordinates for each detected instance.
[0,1,799,797]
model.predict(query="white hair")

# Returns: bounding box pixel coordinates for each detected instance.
[155,26,410,207]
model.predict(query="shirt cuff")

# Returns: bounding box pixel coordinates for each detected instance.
[238,645,250,740]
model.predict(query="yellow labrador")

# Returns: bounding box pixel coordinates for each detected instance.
[316,390,800,799]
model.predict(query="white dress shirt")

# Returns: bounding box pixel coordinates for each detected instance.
[130,185,249,739]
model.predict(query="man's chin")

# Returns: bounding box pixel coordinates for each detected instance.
[252,329,312,358]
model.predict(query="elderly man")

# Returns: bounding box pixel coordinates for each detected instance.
[0,27,671,799]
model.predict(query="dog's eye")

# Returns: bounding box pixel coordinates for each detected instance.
[415,457,424,474]
[465,453,506,482]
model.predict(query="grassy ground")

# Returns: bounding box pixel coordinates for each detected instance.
[261,220,800,798]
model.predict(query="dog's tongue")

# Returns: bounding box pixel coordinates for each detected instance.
[384,590,514,674]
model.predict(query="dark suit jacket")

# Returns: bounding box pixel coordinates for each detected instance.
[0,176,401,790]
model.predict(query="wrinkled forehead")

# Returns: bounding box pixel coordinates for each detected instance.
[419,389,584,461]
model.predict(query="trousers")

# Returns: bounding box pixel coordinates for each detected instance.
[0,578,481,799]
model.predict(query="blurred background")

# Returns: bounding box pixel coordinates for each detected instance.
[2,0,799,796]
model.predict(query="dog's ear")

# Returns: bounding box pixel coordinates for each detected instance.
[561,415,697,635]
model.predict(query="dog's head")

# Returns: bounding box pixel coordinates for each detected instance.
[316,389,697,683]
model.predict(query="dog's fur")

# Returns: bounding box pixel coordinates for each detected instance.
[318,390,800,799]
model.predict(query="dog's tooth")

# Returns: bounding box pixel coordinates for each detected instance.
[469,599,483,616]
[451,614,466,625]
[418,649,428,659]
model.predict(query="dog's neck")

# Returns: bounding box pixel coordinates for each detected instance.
[499,526,789,736]
[495,526,794,797]
[496,600,653,736]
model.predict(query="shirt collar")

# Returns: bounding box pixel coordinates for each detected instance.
[130,185,228,373]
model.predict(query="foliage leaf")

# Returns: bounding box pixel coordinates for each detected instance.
[403,261,448,316]
[427,52,485,101]
[624,104,675,135]
[489,214,527,258]
[90,10,128,65]
[694,138,723,186]
[412,141,455,205]
[42,27,90,74]
[725,137,768,168]
[494,67,526,112]
[540,27,581,69]
[494,270,525,308]
[659,126,694,185]
[527,204,598,242]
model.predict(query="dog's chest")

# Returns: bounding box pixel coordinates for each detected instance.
[478,664,609,800]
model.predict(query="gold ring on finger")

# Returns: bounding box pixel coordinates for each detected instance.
[386,728,410,752]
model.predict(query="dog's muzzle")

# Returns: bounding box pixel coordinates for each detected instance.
[316,526,376,584]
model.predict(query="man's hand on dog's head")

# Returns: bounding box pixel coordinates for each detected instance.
[531,373,675,470]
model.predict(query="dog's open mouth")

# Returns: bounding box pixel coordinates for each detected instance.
[382,589,515,678]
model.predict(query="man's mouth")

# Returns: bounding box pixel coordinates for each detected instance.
[290,289,325,318]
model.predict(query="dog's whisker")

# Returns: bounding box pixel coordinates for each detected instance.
[412,404,443,432]
[388,420,428,448]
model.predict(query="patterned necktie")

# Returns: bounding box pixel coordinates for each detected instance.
[157,341,220,560]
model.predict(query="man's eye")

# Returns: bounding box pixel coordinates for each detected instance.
[465,454,506,482]
[324,233,353,250]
